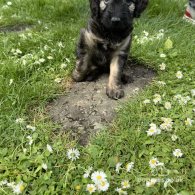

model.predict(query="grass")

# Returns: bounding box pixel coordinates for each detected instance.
[0,0,194,194]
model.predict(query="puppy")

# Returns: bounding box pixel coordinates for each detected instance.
[72,0,149,99]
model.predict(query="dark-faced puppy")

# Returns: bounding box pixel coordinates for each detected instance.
[72,0,149,99]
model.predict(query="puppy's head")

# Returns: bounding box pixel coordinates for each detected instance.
[90,0,149,31]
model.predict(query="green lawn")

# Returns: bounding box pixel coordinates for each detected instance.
[0,0,195,194]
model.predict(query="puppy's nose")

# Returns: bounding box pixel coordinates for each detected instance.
[111,17,121,22]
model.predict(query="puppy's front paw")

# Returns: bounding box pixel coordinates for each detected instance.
[106,86,124,100]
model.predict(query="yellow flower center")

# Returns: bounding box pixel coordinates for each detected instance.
[88,187,94,192]
[151,159,157,164]
[19,185,25,192]
[96,175,102,180]
[75,185,81,191]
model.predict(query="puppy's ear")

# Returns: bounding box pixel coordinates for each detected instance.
[89,0,100,20]
[134,0,149,18]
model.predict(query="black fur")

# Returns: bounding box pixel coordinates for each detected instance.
[72,0,149,99]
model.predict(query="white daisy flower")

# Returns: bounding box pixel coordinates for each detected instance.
[91,171,107,184]
[121,180,130,189]
[146,178,158,187]
[163,178,173,188]
[143,30,149,37]
[146,123,161,136]
[7,2,12,6]
[47,144,53,153]
[185,118,193,126]
[26,125,36,131]
[115,188,127,195]
[164,102,172,110]
[47,56,53,60]
[160,53,166,58]
[0,180,8,186]
[153,94,162,104]
[86,184,96,194]
[27,136,33,145]
[9,79,14,86]
[126,162,134,172]
[57,42,64,48]
[60,63,67,69]
[115,162,122,173]
[15,118,24,124]
[173,149,183,158]
[42,163,47,170]
[54,78,62,83]
[191,89,195,97]
[12,182,25,194]
[67,148,80,161]
[39,58,45,63]
[97,179,110,192]
[149,157,164,169]
[157,81,166,86]
[176,71,183,79]
[160,117,173,131]
[159,63,166,70]
[171,134,178,141]
[143,99,150,104]
[83,166,93,178]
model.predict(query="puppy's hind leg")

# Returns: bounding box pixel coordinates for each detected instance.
[72,29,90,82]
[72,55,90,82]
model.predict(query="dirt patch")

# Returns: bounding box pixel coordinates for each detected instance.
[48,59,155,145]
[0,24,33,33]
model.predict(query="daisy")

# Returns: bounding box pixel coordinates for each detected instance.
[176,71,183,79]
[15,118,24,124]
[121,180,130,189]
[42,163,47,170]
[9,79,14,86]
[191,89,195,97]
[47,56,53,60]
[12,182,25,194]
[146,178,158,187]
[126,162,134,172]
[159,63,166,70]
[173,149,183,158]
[86,184,96,194]
[47,144,53,153]
[0,180,8,186]
[149,157,164,169]
[163,178,173,188]
[60,63,67,69]
[83,166,93,178]
[67,148,80,161]
[26,125,36,131]
[7,2,12,6]
[39,58,45,63]
[160,53,166,58]
[171,134,178,141]
[91,171,107,184]
[185,118,194,126]
[97,179,110,192]
[153,94,162,104]
[143,99,150,104]
[54,78,62,83]
[115,188,128,195]
[27,136,33,145]
[146,123,161,136]
[157,81,166,86]
[116,162,122,173]
[160,117,173,131]
[164,102,172,110]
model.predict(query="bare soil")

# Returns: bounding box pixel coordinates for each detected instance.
[48,59,155,145]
